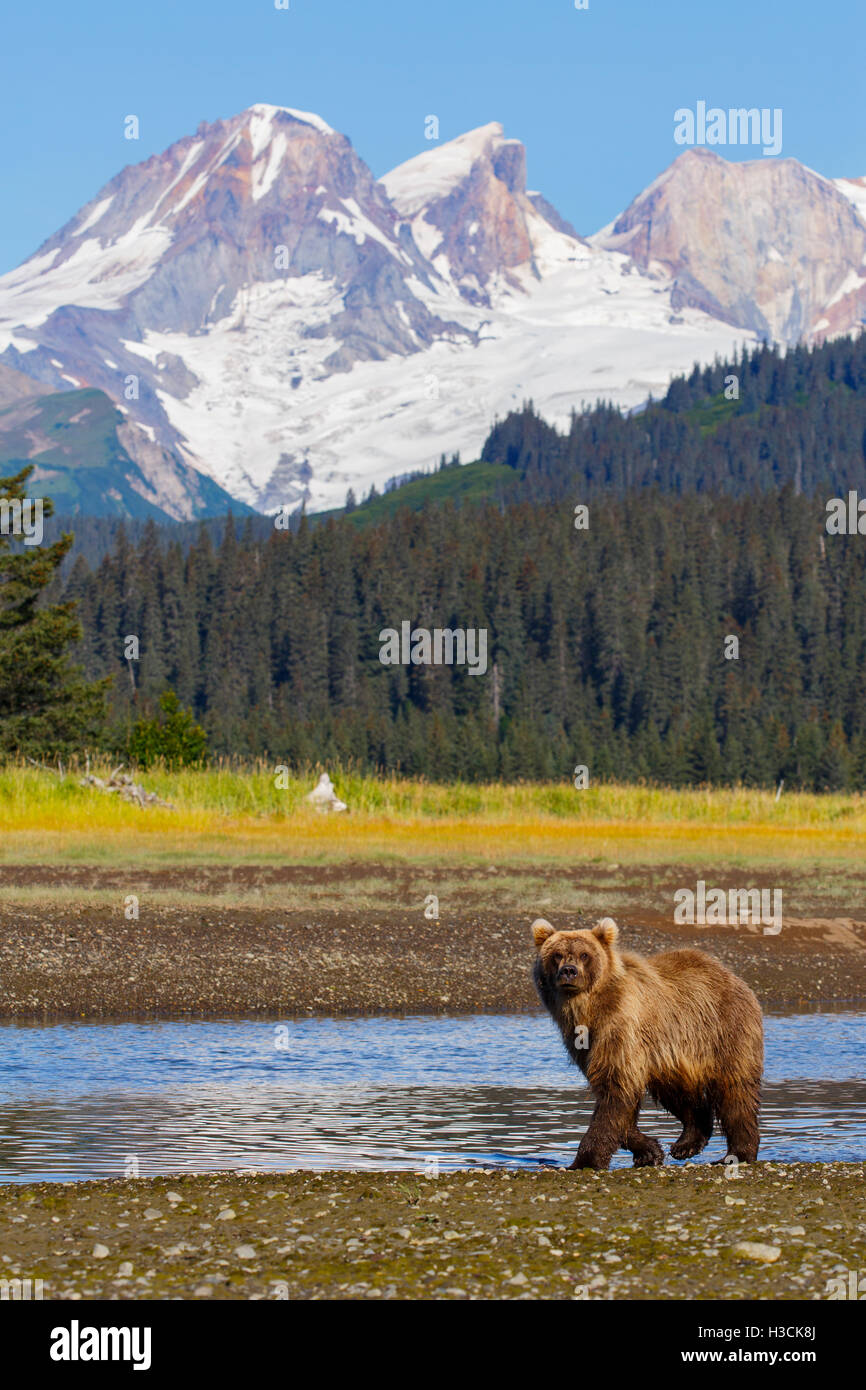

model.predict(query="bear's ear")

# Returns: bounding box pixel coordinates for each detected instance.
[531,918,556,949]
[593,917,619,947]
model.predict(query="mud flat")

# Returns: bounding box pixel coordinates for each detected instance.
[1,896,865,1018]
[1,1164,862,1301]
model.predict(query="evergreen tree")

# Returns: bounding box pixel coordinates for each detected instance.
[0,465,109,757]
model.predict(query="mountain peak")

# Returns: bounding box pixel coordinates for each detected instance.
[382,123,507,215]
[245,102,335,137]
[0,103,466,511]
[381,122,580,304]
[594,149,866,342]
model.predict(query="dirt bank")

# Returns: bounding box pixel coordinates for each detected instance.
[0,890,865,1019]
[1,1164,862,1301]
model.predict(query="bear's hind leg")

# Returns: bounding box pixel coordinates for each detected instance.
[711,1082,760,1164]
[670,1101,713,1160]
[656,1087,713,1160]
[625,1103,664,1168]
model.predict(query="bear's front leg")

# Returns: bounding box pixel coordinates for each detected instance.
[569,1094,635,1171]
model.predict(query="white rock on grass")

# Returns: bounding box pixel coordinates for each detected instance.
[305,773,347,813]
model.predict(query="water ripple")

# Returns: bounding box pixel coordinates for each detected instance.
[0,1013,863,1181]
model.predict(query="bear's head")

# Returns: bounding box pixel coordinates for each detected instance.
[531,917,620,996]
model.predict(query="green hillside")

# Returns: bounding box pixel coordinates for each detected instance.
[316,459,518,528]
[0,387,252,520]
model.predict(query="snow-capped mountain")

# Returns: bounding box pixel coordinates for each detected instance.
[592,148,866,343]
[2,104,865,516]
[381,122,584,301]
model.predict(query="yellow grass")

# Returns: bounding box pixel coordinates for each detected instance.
[0,763,863,867]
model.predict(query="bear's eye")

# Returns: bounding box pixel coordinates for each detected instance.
[551,953,562,967]
[579,952,590,963]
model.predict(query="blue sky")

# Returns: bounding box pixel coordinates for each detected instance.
[1,0,863,272]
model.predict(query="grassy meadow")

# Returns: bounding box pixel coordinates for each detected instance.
[1,760,864,872]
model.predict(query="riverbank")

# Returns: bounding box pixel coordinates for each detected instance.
[1,867,865,1017]
[2,1164,861,1300]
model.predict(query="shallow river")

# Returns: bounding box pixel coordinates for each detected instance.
[0,1009,863,1181]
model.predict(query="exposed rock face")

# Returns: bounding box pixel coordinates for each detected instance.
[0,361,47,409]
[381,122,587,302]
[0,386,248,521]
[113,421,252,521]
[593,148,866,342]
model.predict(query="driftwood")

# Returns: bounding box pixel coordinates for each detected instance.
[26,756,65,781]
[78,765,174,810]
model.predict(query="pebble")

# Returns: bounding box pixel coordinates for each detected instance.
[92,1244,109,1259]
[216,1209,236,1221]
[733,1241,781,1263]
[235,1245,256,1260]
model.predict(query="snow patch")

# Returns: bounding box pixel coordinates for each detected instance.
[127,242,755,514]
[171,134,241,216]
[381,123,504,216]
[827,268,866,308]
[75,196,114,236]
[150,141,205,220]
[0,220,173,350]
[252,132,289,201]
[318,199,408,261]
[834,177,866,227]
[249,102,334,138]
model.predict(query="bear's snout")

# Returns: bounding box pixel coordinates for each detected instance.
[556,962,580,986]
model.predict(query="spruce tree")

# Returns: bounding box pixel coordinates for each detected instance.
[0,465,109,757]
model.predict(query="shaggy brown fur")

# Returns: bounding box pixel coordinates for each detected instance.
[531,917,763,1171]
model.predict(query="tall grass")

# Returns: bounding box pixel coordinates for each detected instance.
[3,757,866,823]
[0,759,864,867]
[2,757,866,824]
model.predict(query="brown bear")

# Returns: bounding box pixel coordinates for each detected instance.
[531,916,763,1170]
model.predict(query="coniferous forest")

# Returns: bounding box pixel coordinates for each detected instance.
[37,333,866,789]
